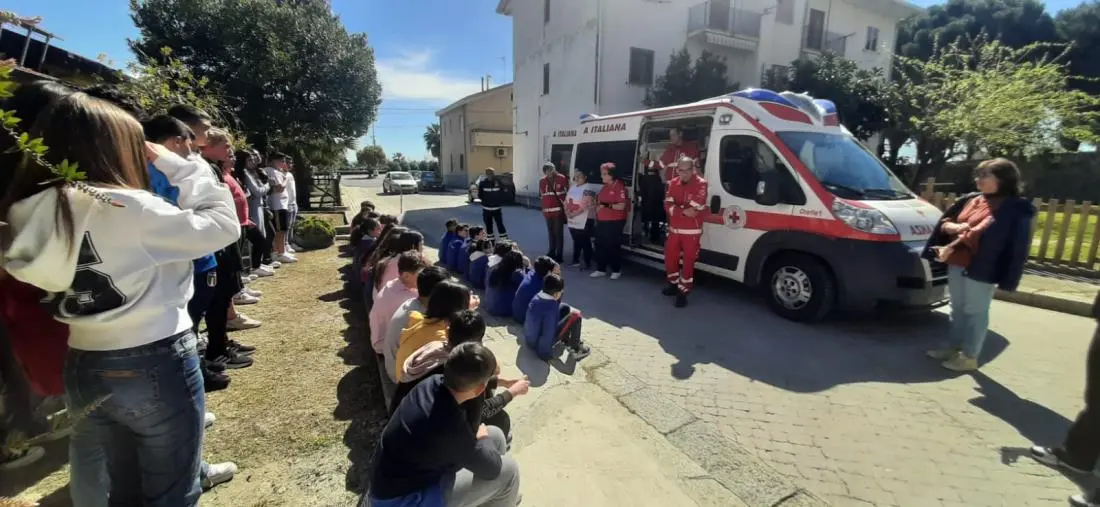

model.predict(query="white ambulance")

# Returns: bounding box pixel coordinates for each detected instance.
[560,89,947,322]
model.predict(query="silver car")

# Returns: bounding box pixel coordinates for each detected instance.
[382,171,419,194]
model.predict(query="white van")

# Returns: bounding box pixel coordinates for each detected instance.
[561,89,948,322]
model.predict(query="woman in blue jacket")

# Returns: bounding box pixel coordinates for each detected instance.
[922,158,1034,372]
[485,251,527,317]
[512,256,559,323]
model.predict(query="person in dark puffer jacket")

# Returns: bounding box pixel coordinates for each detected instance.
[922,158,1034,372]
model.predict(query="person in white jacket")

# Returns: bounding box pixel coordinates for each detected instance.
[0,83,240,507]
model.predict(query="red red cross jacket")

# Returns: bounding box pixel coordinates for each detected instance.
[665,174,708,235]
[658,141,701,181]
[539,172,569,217]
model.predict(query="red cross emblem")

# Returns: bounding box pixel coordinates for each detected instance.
[724,206,746,229]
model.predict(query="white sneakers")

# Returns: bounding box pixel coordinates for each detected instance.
[202,461,238,490]
[589,271,622,280]
[233,292,260,305]
[276,253,298,264]
[227,314,262,331]
[204,412,217,429]
[253,265,275,278]
[286,246,296,254]
[242,287,263,297]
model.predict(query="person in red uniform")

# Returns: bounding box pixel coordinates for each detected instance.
[662,155,708,308]
[657,128,701,182]
[592,162,630,280]
[539,161,570,263]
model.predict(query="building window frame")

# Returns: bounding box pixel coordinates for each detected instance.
[776,0,794,25]
[627,47,655,86]
[865,26,880,52]
[542,62,550,95]
[544,0,550,24]
[805,8,826,51]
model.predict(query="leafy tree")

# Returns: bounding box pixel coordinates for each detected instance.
[356,144,386,167]
[767,53,892,141]
[897,35,1100,177]
[423,123,441,159]
[896,0,1059,61]
[129,0,381,151]
[645,49,737,107]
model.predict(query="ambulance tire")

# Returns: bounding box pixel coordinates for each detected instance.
[763,253,836,323]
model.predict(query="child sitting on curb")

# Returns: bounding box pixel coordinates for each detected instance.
[443,223,469,272]
[513,256,559,324]
[439,218,459,267]
[466,238,493,289]
[485,250,528,318]
[457,226,484,276]
[524,273,591,361]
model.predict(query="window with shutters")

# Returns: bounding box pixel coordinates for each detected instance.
[865,26,880,51]
[627,47,655,86]
[805,9,825,51]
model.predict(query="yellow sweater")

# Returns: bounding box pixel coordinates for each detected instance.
[394,311,448,382]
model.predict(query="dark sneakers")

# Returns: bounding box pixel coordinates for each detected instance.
[228,340,256,355]
[210,352,254,369]
[674,293,688,308]
[204,371,231,392]
[661,284,678,296]
[571,344,592,361]
[1030,446,1091,474]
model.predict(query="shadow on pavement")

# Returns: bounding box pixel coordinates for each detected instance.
[400,202,1012,394]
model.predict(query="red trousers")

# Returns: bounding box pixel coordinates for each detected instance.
[664,232,701,294]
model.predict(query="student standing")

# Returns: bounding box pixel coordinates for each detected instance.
[265,153,297,264]
[564,171,596,270]
[283,157,299,253]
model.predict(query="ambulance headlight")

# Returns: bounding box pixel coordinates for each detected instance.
[831,199,898,235]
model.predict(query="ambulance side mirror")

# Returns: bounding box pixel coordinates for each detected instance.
[756,171,780,206]
[710,195,722,214]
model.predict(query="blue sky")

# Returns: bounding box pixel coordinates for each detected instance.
[3,0,1085,161]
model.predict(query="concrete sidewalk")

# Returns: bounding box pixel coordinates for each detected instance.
[343,186,824,507]
[996,272,1097,317]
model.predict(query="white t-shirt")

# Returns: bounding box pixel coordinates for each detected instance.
[264,166,290,211]
[285,172,298,211]
[565,183,597,229]
[2,151,241,351]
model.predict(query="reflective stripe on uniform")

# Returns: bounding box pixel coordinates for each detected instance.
[680,277,693,283]
[543,207,562,212]
[666,273,679,281]
[482,206,501,211]
[669,228,703,235]
[688,201,706,210]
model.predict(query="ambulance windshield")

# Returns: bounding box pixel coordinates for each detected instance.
[776,131,912,200]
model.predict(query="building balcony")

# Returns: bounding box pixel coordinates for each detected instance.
[802,30,849,57]
[687,1,762,53]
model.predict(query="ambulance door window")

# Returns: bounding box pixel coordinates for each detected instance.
[718,135,803,205]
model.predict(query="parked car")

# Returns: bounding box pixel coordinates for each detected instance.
[468,173,517,204]
[418,171,446,191]
[409,170,422,183]
[382,171,419,194]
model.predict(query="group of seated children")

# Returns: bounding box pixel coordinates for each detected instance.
[439,219,591,362]
[357,216,530,506]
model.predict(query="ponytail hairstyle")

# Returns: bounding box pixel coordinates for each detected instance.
[489,250,525,288]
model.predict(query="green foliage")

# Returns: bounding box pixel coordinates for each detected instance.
[129,0,381,151]
[423,123,440,159]
[644,49,737,108]
[356,144,386,167]
[896,0,1059,60]
[770,53,893,141]
[292,216,336,250]
[897,35,1100,158]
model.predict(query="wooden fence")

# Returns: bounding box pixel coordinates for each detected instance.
[309,171,343,210]
[920,178,1100,277]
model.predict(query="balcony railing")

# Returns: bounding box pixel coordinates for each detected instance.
[688,1,762,40]
[803,29,848,57]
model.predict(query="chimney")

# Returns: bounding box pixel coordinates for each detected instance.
[480,77,485,91]
[486,74,492,89]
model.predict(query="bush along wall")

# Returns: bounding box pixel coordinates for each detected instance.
[915,152,1100,202]
[293,216,336,250]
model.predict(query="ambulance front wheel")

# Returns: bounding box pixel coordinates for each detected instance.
[763,253,836,323]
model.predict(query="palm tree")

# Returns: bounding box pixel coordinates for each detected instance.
[423,123,441,158]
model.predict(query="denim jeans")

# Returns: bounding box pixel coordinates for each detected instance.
[65,331,205,507]
[946,265,997,358]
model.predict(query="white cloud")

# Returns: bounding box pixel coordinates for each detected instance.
[376,49,484,103]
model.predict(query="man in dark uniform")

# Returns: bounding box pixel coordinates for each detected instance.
[477,168,509,243]
[639,155,666,245]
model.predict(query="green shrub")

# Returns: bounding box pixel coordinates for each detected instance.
[293,216,336,250]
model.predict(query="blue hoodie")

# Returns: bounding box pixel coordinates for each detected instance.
[484,266,525,317]
[456,240,473,275]
[147,162,217,273]
[439,231,457,267]
[511,270,544,324]
[466,252,489,289]
[524,292,561,360]
[445,238,466,273]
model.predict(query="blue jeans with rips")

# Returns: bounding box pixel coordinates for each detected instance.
[65,331,205,507]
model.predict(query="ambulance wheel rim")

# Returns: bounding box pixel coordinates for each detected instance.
[771,266,812,310]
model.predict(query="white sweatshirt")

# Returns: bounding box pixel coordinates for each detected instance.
[264,166,289,211]
[285,172,298,212]
[1,151,241,351]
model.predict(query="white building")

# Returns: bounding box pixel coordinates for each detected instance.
[495,0,921,200]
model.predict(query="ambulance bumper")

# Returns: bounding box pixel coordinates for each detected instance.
[831,239,949,312]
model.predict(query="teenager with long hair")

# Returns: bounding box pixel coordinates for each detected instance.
[234,149,274,276]
[0,82,240,506]
[372,230,425,299]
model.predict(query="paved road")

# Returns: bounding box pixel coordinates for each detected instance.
[343,176,1098,507]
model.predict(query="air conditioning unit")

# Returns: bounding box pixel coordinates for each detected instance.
[495,147,508,158]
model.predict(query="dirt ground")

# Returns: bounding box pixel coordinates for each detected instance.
[4,244,386,507]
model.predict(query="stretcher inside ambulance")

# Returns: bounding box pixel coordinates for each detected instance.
[565,89,948,322]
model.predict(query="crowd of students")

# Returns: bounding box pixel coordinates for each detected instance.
[349,201,595,506]
[0,80,305,504]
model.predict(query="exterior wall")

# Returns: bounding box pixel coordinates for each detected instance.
[503,0,915,198]
[438,85,514,189]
